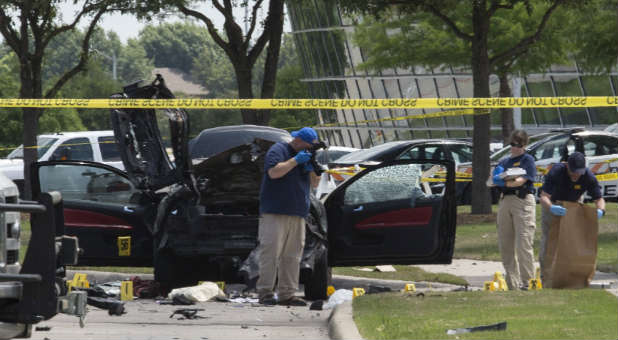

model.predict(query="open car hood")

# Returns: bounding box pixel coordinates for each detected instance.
[110,75,192,192]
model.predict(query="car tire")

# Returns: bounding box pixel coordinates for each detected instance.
[304,247,330,301]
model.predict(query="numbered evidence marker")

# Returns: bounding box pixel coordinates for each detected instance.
[117,236,131,256]
[121,281,134,301]
[352,287,366,298]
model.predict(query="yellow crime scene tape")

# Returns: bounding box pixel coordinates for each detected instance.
[1,96,618,109]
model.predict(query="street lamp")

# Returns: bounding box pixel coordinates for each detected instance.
[92,48,117,80]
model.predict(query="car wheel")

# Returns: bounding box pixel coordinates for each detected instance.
[304,247,330,301]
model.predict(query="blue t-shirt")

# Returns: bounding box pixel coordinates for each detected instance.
[540,163,602,202]
[497,153,536,193]
[259,142,311,217]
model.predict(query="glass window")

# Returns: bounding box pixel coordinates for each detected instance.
[38,164,136,203]
[529,136,569,162]
[343,163,433,206]
[449,144,473,164]
[98,136,121,162]
[582,135,618,156]
[398,145,441,160]
[7,137,58,160]
[50,138,94,161]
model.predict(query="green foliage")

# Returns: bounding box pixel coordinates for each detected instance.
[138,21,214,75]
[569,0,618,73]
[353,1,572,76]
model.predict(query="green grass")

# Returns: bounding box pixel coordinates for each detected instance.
[333,265,468,286]
[354,290,618,340]
[454,202,618,272]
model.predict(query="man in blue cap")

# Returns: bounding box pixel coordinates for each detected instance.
[257,127,321,306]
[538,151,606,279]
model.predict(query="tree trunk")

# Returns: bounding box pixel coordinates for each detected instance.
[470,1,492,215]
[236,64,257,124]
[498,72,514,145]
[257,0,285,126]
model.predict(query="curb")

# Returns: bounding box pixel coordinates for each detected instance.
[66,269,153,284]
[329,300,363,340]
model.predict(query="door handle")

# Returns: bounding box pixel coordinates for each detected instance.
[123,206,135,213]
[353,205,363,212]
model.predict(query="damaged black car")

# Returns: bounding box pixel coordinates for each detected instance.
[31,76,458,300]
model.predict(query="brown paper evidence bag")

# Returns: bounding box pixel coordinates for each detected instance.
[543,201,599,289]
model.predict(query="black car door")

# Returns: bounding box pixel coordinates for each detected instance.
[325,159,456,266]
[31,161,154,266]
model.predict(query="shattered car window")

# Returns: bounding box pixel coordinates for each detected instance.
[344,163,430,205]
[39,164,137,203]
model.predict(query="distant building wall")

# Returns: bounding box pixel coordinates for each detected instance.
[287,0,618,148]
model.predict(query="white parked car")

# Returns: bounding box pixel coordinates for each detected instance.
[605,123,618,135]
[0,130,123,193]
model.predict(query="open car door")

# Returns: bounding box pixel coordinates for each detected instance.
[31,161,154,266]
[325,159,456,266]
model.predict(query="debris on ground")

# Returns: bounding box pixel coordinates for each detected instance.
[35,326,51,331]
[131,276,161,298]
[446,321,507,335]
[86,296,125,316]
[367,285,392,294]
[168,282,225,303]
[322,289,353,310]
[374,265,396,272]
[169,308,206,320]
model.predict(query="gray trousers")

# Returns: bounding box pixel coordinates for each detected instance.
[256,213,305,301]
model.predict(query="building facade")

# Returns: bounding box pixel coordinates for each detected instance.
[287,0,618,148]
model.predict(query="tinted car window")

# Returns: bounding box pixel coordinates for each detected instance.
[50,137,94,161]
[98,136,121,161]
[529,136,569,161]
[315,150,355,165]
[399,145,441,160]
[38,164,136,203]
[448,144,473,163]
[582,135,618,156]
[7,137,58,160]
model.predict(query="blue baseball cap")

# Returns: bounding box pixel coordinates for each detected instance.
[291,127,318,144]
[567,151,586,175]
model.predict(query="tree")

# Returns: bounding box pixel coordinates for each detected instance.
[353,1,572,144]
[339,0,575,214]
[135,0,286,125]
[0,0,111,198]
[138,21,213,75]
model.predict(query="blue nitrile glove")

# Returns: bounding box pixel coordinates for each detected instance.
[550,204,567,216]
[492,165,506,187]
[304,162,314,173]
[294,150,312,164]
[597,209,604,220]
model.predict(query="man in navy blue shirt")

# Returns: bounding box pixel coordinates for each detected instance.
[492,130,538,290]
[538,151,606,278]
[257,127,320,306]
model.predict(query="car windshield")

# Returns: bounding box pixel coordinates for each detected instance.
[6,137,58,160]
[490,133,558,162]
[333,142,407,163]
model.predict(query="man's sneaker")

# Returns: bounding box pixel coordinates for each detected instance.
[278,296,307,306]
[259,293,277,306]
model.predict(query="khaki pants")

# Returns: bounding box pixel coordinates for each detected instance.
[256,213,306,301]
[497,194,536,290]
